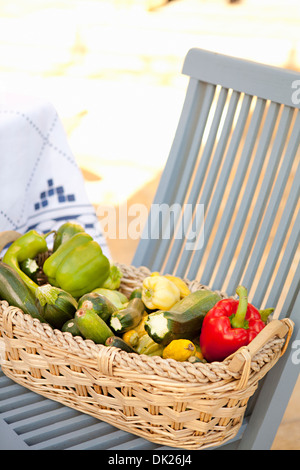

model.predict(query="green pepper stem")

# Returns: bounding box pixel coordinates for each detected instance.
[259,308,274,323]
[43,230,56,239]
[231,285,248,329]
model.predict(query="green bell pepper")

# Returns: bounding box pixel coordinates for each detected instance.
[43,232,111,297]
[52,221,85,252]
[3,229,51,295]
[2,229,78,328]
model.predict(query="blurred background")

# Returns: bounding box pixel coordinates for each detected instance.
[0,0,299,449]
[0,0,299,261]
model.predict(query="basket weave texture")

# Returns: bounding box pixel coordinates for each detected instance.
[0,263,292,450]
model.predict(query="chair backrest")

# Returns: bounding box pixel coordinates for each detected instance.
[132,49,299,449]
[133,48,299,320]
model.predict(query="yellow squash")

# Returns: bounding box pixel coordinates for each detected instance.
[122,329,140,348]
[162,339,196,362]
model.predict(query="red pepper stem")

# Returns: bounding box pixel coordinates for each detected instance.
[231,285,248,329]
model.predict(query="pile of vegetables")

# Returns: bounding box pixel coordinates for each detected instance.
[0,223,273,363]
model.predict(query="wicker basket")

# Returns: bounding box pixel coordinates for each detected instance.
[0,255,294,450]
[0,231,294,449]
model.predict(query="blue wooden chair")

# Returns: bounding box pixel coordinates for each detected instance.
[0,49,299,450]
[132,48,300,450]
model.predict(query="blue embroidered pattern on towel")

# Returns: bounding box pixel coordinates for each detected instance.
[34,179,76,211]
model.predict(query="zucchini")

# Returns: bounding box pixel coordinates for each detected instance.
[78,292,117,323]
[135,333,164,357]
[92,288,128,310]
[187,355,205,364]
[110,298,144,334]
[37,284,77,329]
[129,288,155,313]
[144,289,221,346]
[75,306,114,344]
[129,288,143,300]
[61,318,84,337]
[105,336,137,353]
[0,261,46,322]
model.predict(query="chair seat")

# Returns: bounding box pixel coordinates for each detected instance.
[0,370,163,450]
[0,369,250,450]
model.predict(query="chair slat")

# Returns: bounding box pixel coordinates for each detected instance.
[277,263,300,319]
[264,211,299,312]
[241,111,300,293]
[187,93,254,282]
[211,101,281,291]
[150,82,216,272]
[170,82,216,207]
[164,86,229,274]
[176,89,241,277]
[133,79,210,269]
[197,95,264,287]
[226,105,296,294]
[251,164,300,307]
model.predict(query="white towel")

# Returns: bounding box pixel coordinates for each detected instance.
[0,92,109,258]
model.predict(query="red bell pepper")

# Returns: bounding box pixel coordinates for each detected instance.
[199,286,273,362]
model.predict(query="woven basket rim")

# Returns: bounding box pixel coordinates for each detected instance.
[0,298,286,389]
